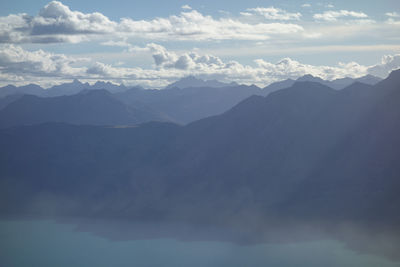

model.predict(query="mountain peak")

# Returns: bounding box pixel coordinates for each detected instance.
[94,81,111,86]
[72,79,82,85]
[296,74,324,83]
[2,84,17,89]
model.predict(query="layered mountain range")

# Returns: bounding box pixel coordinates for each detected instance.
[0,74,382,126]
[0,70,398,259]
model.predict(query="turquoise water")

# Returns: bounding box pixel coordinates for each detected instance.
[0,220,398,267]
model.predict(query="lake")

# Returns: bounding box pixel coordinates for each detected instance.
[0,219,399,267]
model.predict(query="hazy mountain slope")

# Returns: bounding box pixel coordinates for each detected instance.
[0,94,23,111]
[0,89,168,128]
[0,80,131,98]
[282,71,400,222]
[116,85,262,124]
[261,78,296,96]
[260,74,381,97]
[0,122,181,216]
[0,84,46,98]
[43,79,129,97]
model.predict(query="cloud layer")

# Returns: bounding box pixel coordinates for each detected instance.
[0,1,116,43]
[2,1,396,44]
[241,7,302,20]
[0,1,399,88]
[1,44,399,88]
[0,1,309,43]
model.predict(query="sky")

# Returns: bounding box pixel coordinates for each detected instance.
[0,0,399,88]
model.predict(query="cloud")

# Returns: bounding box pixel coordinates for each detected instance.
[254,57,368,81]
[181,5,192,10]
[86,62,121,77]
[118,9,304,41]
[367,54,400,77]
[313,10,368,22]
[0,1,116,43]
[241,7,302,20]
[32,1,116,35]
[0,1,306,44]
[145,43,225,70]
[2,44,400,88]
[0,44,87,77]
[0,1,396,49]
[385,12,400,18]
[301,4,311,8]
[101,40,131,47]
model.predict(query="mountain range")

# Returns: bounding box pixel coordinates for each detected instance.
[0,89,167,128]
[115,84,262,124]
[0,70,399,259]
[0,79,130,98]
[0,74,381,99]
[261,74,382,95]
[0,74,383,126]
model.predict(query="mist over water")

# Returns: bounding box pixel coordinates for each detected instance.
[1,218,399,267]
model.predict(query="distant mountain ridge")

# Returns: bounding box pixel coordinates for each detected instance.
[0,84,46,98]
[261,74,382,95]
[116,84,262,124]
[0,74,385,126]
[0,74,381,99]
[0,89,168,128]
[0,79,130,98]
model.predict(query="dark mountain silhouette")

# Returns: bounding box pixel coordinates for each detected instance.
[0,89,168,128]
[0,69,399,259]
[165,76,239,89]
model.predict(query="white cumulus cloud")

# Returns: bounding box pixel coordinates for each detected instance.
[241,7,302,20]
[0,44,87,77]
[314,10,368,22]
[118,9,304,41]
[0,1,305,44]
[181,5,192,10]
[385,12,400,18]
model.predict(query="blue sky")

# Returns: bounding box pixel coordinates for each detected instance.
[2,0,399,19]
[0,0,399,87]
